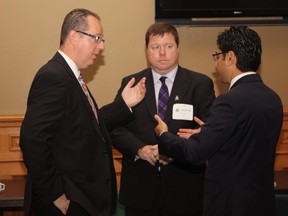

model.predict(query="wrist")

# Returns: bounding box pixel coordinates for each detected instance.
[137,148,142,155]
[159,130,168,137]
[134,148,142,161]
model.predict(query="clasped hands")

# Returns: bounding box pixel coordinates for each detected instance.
[137,145,173,166]
[138,115,204,166]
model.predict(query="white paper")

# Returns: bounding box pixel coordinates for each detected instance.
[172,103,193,121]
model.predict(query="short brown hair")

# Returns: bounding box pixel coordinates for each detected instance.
[60,8,101,45]
[145,22,179,48]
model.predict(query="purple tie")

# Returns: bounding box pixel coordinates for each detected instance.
[158,76,169,120]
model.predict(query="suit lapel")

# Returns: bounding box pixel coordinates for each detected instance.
[143,67,190,123]
[53,52,102,135]
[165,67,190,123]
[144,70,158,119]
[84,86,103,132]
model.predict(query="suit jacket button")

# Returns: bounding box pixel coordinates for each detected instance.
[106,179,111,183]
[103,151,108,156]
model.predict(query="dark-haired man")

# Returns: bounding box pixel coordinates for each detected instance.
[155,26,283,216]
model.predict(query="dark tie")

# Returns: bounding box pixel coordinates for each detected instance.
[158,76,169,120]
[78,74,98,122]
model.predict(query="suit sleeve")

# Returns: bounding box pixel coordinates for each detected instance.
[20,69,66,204]
[111,127,146,160]
[109,76,146,160]
[99,96,134,131]
[158,96,237,165]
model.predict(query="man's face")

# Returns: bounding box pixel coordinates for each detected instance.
[146,33,179,75]
[75,16,105,69]
[214,50,231,84]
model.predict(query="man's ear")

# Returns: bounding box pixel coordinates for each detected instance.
[69,30,79,45]
[226,50,236,65]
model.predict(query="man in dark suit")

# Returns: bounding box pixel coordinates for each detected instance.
[111,22,215,216]
[155,26,283,216]
[20,8,146,216]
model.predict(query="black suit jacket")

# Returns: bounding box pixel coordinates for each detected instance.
[20,52,133,216]
[159,74,283,216]
[111,66,215,215]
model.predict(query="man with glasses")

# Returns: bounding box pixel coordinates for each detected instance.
[111,22,215,216]
[155,26,283,216]
[212,51,225,61]
[20,8,146,216]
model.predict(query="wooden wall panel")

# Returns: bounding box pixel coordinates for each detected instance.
[0,111,287,216]
[0,115,122,189]
[0,116,26,178]
[0,110,287,180]
[275,108,288,170]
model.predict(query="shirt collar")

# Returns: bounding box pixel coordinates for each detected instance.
[58,50,80,79]
[152,65,178,85]
[230,71,256,89]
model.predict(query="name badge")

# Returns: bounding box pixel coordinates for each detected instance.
[172,103,193,121]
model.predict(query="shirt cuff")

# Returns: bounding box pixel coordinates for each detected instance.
[159,130,168,137]
[134,148,141,162]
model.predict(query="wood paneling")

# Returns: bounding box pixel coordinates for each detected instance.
[0,115,123,189]
[0,116,26,179]
[0,110,287,180]
[275,108,288,170]
[0,111,287,216]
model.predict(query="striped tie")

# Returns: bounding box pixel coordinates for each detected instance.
[158,76,169,120]
[78,74,98,122]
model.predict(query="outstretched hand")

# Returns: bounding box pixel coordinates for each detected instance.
[122,77,146,108]
[154,115,174,164]
[177,116,205,139]
[154,114,168,137]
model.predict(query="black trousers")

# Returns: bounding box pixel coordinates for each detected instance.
[125,206,196,216]
[31,199,90,216]
[124,182,201,216]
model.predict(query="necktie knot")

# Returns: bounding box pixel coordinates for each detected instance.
[160,76,167,84]
[78,74,88,95]
[78,74,84,81]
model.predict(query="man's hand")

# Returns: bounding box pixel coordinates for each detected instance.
[53,194,70,215]
[154,114,168,137]
[177,116,205,139]
[121,77,146,108]
[154,115,173,164]
[159,155,174,165]
[138,145,159,166]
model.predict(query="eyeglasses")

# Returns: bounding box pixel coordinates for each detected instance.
[76,30,105,43]
[212,52,224,61]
